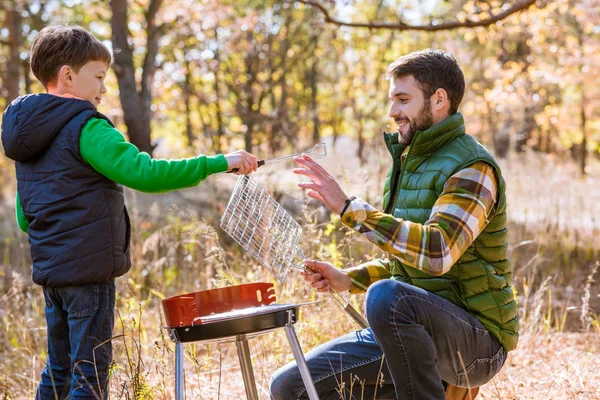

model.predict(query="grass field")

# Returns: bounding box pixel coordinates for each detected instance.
[1,144,598,399]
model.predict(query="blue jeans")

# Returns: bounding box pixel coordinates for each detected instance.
[36,281,115,400]
[270,280,507,399]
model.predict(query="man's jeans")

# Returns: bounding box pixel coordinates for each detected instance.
[36,281,115,400]
[270,279,507,399]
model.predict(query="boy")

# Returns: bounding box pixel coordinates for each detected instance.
[1,25,257,399]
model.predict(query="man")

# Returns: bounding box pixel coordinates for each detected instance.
[269,49,519,399]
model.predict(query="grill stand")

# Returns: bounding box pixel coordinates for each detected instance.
[169,308,318,400]
[284,311,320,400]
[175,341,184,397]
[236,335,259,399]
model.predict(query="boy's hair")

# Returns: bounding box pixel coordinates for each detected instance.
[30,25,112,89]
[386,49,465,115]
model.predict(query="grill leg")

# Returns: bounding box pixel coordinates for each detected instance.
[175,341,185,400]
[236,335,259,400]
[284,324,319,400]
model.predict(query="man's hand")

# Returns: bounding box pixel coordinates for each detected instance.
[293,154,347,215]
[301,260,353,293]
[224,150,258,175]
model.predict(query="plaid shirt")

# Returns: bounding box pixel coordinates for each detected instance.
[342,161,498,294]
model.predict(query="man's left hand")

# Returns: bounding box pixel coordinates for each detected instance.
[292,154,347,215]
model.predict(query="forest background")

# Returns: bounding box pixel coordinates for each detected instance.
[1,0,599,398]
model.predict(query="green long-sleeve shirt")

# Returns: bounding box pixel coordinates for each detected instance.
[16,117,228,233]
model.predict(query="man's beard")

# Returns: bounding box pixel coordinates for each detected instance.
[398,102,434,146]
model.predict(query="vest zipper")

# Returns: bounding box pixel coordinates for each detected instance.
[389,142,415,215]
[387,141,417,279]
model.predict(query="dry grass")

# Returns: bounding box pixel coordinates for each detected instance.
[481,332,600,400]
[0,146,599,399]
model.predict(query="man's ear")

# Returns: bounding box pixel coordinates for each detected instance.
[57,65,74,87]
[431,88,450,113]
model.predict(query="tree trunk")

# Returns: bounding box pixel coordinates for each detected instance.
[139,0,163,142]
[515,100,535,153]
[310,58,320,143]
[245,121,254,153]
[276,17,294,149]
[183,57,194,147]
[515,56,534,153]
[213,76,224,153]
[578,32,587,177]
[22,0,45,97]
[579,91,586,177]
[212,30,224,153]
[5,7,22,104]
[242,38,258,153]
[332,107,342,147]
[493,111,510,159]
[110,0,162,155]
[357,121,365,164]
[22,60,32,94]
[352,97,365,164]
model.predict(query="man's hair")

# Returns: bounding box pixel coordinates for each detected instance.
[30,25,112,89]
[386,49,465,115]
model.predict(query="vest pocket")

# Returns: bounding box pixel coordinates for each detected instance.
[123,206,131,254]
[101,187,128,255]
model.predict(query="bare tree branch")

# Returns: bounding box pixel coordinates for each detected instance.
[26,0,47,30]
[140,0,163,101]
[292,0,538,31]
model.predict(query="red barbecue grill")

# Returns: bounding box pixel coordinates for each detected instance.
[163,164,367,399]
[162,282,317,399]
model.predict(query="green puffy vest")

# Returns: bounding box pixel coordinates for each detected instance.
[382,113,519,351]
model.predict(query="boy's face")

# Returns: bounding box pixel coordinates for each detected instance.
[68,60,108,107]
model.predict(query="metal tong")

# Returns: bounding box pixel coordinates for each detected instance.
[227,142,327,173]
[293,249,369,329]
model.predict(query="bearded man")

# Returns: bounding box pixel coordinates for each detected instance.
[269,49,519,400]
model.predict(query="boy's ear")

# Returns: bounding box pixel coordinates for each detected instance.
[57,65,74,87]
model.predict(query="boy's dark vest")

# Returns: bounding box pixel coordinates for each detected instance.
[1,94,131,286]
[381,113,519,351]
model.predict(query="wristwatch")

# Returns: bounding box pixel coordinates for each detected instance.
[339,196,357,218]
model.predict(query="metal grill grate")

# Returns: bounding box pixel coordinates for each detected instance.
[220,175,305,282]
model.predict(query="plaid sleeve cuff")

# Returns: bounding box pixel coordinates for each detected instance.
[346,267,371,294]
[340,197,375,232]
[345,258,392,294]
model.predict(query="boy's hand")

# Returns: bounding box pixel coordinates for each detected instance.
[224,150,258,175]
[301,260,353,293]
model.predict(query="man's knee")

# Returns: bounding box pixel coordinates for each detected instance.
[366,280,418,328]
[365,280,414,312]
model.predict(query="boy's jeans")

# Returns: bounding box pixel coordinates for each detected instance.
[36,281,115,400]
[270,279,507,400]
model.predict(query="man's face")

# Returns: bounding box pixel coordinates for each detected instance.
[388,75,434,145]
[69,60,108,107]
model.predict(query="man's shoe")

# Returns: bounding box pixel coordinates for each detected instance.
[445,384,479,400]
